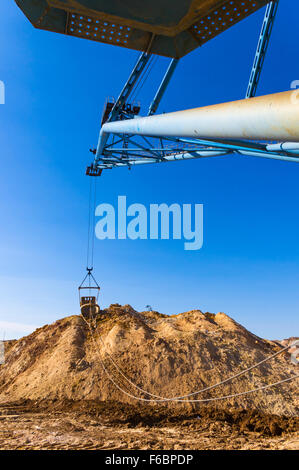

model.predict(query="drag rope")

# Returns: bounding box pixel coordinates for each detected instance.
[94,323,296,400]
[81,315,299,403]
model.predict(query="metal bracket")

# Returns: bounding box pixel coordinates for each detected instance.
[148,58,179,116]
[86,165,102,177]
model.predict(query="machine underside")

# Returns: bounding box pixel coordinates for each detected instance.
[15,1,299,170]
[15,0,269,58]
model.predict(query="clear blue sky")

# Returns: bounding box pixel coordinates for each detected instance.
[0,1,298,340]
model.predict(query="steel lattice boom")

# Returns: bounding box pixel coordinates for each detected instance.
[85,1,297,173]
[93,89,299,170]
[14,1,295,172]
[246,1,279,98]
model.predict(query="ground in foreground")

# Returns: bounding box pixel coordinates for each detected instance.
[0,400,298,450]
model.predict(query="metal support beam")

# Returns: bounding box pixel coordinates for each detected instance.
[95,51,151,157]
[148,59,179,115]
[93,129,299,168]
[95,143,299,168]
[93,52,179,171]
[114,134,162,158]
[246,1,279,99]
[98,149,230,168]
[107,51,151,123]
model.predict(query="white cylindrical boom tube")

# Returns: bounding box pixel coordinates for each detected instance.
[96,90,299,158]
[266,142,299,153]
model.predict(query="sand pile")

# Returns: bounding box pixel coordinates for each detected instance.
[0,305,298,416]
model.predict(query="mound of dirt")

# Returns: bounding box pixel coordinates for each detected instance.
[0,305,298,416]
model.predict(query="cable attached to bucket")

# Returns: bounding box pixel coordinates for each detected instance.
[86,177,98,273]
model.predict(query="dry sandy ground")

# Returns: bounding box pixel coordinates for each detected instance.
[0,307,297,450]
[1,307,298,418]
[0,401,298,450]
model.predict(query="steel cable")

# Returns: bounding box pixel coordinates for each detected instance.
[81,315,298,403]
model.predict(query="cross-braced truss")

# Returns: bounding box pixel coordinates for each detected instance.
[95,133,299,170]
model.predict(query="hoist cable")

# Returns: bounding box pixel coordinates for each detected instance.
[134,55,159,101]
[85,177,98,271]
[129,57,153,103]
[86,177,93,269]
[130,55,157,103]
[90,177,97,270]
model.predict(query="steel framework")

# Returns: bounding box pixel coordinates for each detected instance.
[246,1,279,99]
[88,1,299,174]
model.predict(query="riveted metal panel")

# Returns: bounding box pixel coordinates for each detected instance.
[15,0,271,57]
[191,0,270,44]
